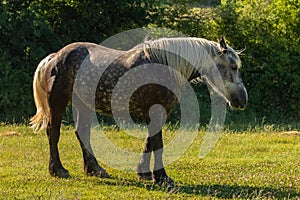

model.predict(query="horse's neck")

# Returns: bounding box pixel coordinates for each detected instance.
[146,40,217,85]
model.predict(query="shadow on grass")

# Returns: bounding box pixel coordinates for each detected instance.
[177,184,300,199]
[97,177,299,199]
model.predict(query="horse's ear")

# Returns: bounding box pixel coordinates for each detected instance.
[237,47,246,55]
[219,36,228,52]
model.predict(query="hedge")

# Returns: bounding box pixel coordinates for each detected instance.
[0,0,299,125]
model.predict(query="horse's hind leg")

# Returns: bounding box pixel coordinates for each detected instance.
[47,97,70,178]
[74,97,109,178]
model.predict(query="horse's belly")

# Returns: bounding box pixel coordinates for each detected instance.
[94,84,178,120]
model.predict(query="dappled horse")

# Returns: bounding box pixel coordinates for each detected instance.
[30,36,247,186]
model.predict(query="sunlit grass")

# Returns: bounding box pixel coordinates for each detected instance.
[0,124,299,199]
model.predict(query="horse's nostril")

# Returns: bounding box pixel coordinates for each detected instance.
[230,95,247,110]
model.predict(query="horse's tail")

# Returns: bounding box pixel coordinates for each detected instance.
[30,53,57,131]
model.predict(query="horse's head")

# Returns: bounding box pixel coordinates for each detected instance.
[213,36,248,110]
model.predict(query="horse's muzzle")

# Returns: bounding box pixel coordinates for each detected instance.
[225,82,248,110]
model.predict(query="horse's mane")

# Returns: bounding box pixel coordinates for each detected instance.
[142,37,221,85]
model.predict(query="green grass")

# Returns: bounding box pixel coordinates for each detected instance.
[0,124,299,199]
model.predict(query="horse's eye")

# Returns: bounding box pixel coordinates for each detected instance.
[231,64,238,70]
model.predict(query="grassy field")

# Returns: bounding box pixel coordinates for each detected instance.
[0,124,299,199]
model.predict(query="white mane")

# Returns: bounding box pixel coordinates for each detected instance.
[143,37,222,85]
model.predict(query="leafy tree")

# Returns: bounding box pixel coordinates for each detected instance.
[0,0,299,125]
[0,0,156,122]
[151,0,300,123]
[218,0,300,122]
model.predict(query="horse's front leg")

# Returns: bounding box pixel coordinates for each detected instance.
[74,101,109,178]
[152,130,174,187]
[137,130,174,187]
[137,137,153,180]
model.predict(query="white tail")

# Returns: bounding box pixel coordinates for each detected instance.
[30,53,57,131]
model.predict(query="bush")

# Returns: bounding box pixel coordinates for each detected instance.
[0,0,155,122]
[151,0,300,124]
[218,0,300,122]
[0,0,299,125]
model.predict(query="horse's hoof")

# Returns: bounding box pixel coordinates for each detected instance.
[96,171,110,178]
[87,168,110,178]
[153,176,175,188]
[137,164,151,180]
[50,168,70,178]
[137,172,152,181]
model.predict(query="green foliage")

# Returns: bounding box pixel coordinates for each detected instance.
[0,0,299,125]
[217,0,300,122]
[0,0,155,122]
[151,0,300,124]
